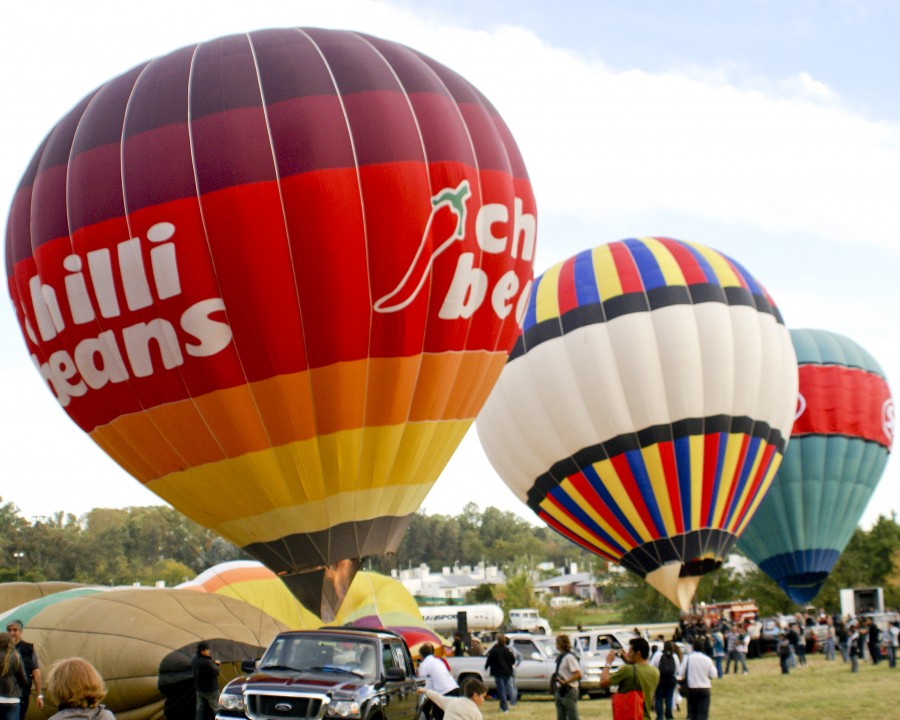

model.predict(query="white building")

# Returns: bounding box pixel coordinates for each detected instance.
[391,562,505,601]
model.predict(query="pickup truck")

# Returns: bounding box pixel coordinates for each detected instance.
[446,633,615,697]
[216,627,423,720]
[570,630,635,697]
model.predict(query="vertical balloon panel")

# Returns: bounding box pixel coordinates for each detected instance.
[477,237,797,609]
[5,29,535,620]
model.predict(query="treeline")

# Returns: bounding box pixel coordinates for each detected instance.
[0,501,245,586]
[1,497,898,621]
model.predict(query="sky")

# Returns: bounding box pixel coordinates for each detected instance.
[1,1,898,536]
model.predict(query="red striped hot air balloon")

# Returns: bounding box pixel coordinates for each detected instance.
[476,238,797,610]
[5,28,535,621]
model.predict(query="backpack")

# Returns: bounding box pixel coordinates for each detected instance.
[659,651,676,680]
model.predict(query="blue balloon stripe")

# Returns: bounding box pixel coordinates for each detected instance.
[546,484,628,556]
[622,238,666,291]
[679,242,719,285]
[573,248,602,307]
[703,432,728,527]
[674,436,693,530]
[580,462,644,546]
[522,277,540,330]
[624,448,667,538]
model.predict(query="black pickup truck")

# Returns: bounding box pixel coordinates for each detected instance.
[216,627,423,720]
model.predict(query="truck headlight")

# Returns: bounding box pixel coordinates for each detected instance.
[218,692,245,711]
[326,701,361,717]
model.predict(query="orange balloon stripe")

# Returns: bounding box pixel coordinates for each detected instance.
[90,351,502,483]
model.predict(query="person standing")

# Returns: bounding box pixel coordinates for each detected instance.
[600,637,659,720]
[5,620,42,720]
[652,641,679,720]
[677,642,717,720]
[710,627,725,679]
[777,633,791,675]
[823,618,836,661]
[553,634,582,720]
[723,626,737,674]
[888,620,900,669]
[417,643,459,720]
[849,624,861,673]
[0,633,27,720]
[191,642,220,720]
[867,619,882,664]
[483,635,514,714]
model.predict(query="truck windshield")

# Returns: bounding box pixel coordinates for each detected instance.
[260,634,379,678]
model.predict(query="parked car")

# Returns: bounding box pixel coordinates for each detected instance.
[216,627,422,720]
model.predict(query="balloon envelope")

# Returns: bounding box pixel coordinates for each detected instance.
[5,28,535,620]
[0,586,286,720]
[179,560,425,631]
[737,328,894,604]
[476,237,798,609]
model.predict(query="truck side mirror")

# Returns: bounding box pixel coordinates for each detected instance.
[241,658,259,673]
[385,667,406,681]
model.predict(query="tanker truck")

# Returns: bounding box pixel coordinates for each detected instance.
[418,604,550,635]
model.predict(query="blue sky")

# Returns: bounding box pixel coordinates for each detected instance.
[1,1,898,538]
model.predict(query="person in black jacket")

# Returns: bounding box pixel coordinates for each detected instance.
[483,635,515,713]
[5,620,42,719]
[191,642,220,720]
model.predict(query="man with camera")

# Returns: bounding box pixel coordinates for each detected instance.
[553,634,582,720]
[600,637,659,720]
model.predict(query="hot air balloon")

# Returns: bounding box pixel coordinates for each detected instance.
[476,237,798,610]
[737,329,894,604]
[5,29,535,621]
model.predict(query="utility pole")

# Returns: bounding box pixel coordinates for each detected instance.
[13,552,24,581]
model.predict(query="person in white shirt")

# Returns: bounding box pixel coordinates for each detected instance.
[418,678,487,720]
[888,621,900,669]
[677,642,717,720]
[418,643,459,720]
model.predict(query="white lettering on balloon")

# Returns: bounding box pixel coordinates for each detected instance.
[16,222,232,407]
[374,181,535,322]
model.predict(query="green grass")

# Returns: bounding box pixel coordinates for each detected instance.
[481,653,899,719]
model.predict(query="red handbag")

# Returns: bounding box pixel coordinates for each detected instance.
[611,666,644,720]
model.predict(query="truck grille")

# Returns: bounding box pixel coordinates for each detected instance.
[246,693,325,720]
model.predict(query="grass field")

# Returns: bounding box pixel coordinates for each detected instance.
[479,653,898,719]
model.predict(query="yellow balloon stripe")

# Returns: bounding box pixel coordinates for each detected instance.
[733,448,783,536]
[685,242,743,287]
[713,433,748,527]
[592,456,653,542]
[534,260,563,324]
[145,419,470,539]
[688,435,705,528]
[591,243,622,303]
[640,237,688,287]
[640,443,678,535]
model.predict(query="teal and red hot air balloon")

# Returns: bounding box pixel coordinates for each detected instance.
[476,237,798,610]
[4,28,535,621]
[738,329,894,604]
